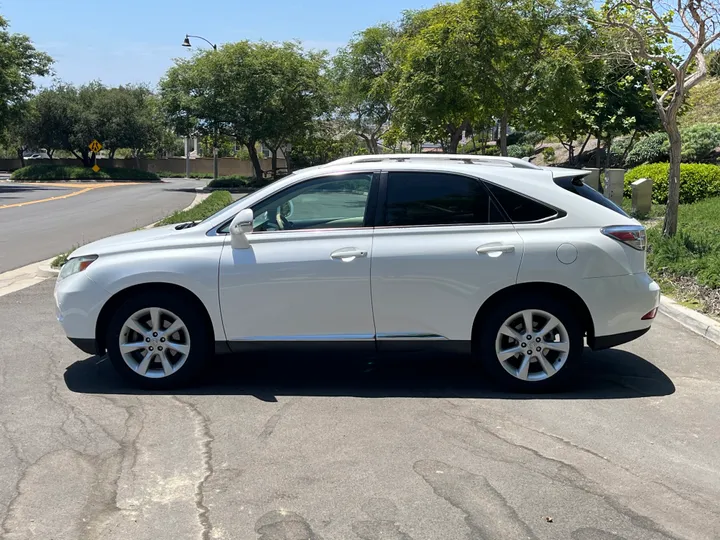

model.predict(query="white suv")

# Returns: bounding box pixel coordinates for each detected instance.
[55,154,660,391]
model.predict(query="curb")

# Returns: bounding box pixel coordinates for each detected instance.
[142,191,209,229]
[659,295,720,347]
[202,187,258,194]
[37,263,60,277]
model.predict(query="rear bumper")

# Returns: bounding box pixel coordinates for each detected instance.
[580,272,660,338]
[588,327,650,350]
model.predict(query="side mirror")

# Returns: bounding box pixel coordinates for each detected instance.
[229,208,254,249]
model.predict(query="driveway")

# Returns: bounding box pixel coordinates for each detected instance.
[0,280,718,539]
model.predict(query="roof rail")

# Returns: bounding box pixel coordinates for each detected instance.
[326,153,541,170]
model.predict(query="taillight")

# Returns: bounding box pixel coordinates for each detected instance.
[642,308,658,320]
[601,225,646,251]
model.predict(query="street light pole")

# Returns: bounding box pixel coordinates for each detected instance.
[182,34,219,180]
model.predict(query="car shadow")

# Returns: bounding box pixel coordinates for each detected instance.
[64,347,675,401]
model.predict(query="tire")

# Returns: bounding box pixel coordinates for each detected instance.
[475,293,584,392]
[105,291,212,389]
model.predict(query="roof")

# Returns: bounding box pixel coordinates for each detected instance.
[326,153,541,170]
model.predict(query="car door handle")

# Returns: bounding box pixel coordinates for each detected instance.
[476,244,516,255]
[330,248,368,261]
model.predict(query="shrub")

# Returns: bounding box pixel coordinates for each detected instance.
[506,144,534,159]
[709,49,720,78]
[207,175,268,189]
[506,131,544,147]
[541,147,556,163]
[11,164,160,181]
[624,162,720,204]
[155,171,214,179]
[680,123,720,162]
[625,133,669,167]
[155,190,234,226]
[483,145,500,156]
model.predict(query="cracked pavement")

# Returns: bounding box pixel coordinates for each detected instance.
[1,280,719,539]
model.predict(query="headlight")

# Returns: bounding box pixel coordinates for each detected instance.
[58,255,98,281]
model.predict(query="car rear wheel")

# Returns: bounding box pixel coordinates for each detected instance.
[476,293,584,392]
[106,292,211,389]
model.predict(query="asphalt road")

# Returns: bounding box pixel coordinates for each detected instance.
[0,280,718,539]
[0,179,203,273]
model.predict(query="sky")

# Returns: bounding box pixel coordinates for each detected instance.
[1,0,435,89]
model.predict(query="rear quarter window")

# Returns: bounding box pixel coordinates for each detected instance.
[485,182,559,222]
[554,177,629,217]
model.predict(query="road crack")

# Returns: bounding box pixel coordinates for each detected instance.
[173,396,215,540]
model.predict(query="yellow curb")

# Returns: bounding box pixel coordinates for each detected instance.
[0,182,138,210]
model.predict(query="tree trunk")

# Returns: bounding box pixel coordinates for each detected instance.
[604,137,612,169]
[499,113,509,156]
[595,132,602,169]
[662,122,682,237]
[271,148,278,178]
[621,129,638,164]
[578,133,592,164]
[17,147,25,168]
[246,142,263,181]
[448,129,463,154]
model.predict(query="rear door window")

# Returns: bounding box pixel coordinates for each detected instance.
[383,172,506,227]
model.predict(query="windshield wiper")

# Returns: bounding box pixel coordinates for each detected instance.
[174,220,200,230]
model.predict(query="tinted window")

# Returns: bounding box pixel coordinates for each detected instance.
[554,177,629,217]
[486,182,558,222]
[384,172,505,226]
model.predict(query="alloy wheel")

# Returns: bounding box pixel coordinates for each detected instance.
[119,307,191,379]
[494,309,570,382]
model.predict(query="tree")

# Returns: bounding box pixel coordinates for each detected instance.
[331,25,398,154]
[21,82,167,166]
[466,0,592,155]
[389,3,491,153]
[161,41,328,180]
[258,43,329,177]
[0,16,52,136]
[603,0,720,236]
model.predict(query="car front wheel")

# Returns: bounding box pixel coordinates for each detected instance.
[476,294,584,392]
[105,292,211,389]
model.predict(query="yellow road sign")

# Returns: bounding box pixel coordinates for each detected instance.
[89,139,102,153]
[92,164,101,173]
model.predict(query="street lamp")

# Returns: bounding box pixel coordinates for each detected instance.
[182,34,217,51]
[182,34,219,180]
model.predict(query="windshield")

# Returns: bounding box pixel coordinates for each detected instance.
[199,172,302,226]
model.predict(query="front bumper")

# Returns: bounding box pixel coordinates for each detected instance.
[67,337,101,355]
[54,273,108,346]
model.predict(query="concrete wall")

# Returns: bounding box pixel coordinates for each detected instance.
[0,157,286,177]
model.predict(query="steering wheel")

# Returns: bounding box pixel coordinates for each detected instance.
[276,212,292,230]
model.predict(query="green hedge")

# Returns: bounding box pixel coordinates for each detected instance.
[624,163,720,204]
[207,175,267,189]
[155,171,215,179]
[11,164,160,181]
[155,190,233,226]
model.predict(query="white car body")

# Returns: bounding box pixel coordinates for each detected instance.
[55,154,660,389]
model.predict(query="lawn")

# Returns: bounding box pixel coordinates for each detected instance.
[154,190,234,226]
[645,196,720,316]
